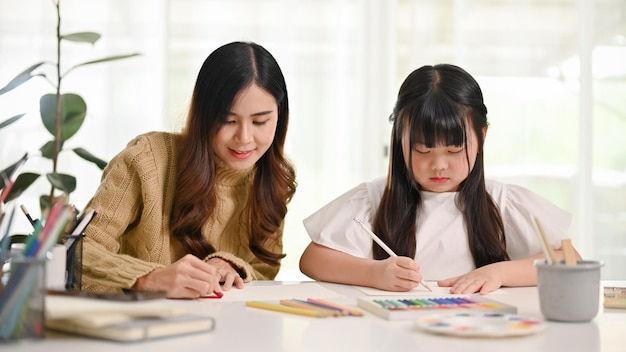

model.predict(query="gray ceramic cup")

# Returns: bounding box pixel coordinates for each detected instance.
[535,260,604,322]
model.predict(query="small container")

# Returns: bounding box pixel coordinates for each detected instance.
[535,259,604,322]
[0,255,46,341]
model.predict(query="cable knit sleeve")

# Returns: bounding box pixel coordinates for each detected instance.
[81,133,175,292]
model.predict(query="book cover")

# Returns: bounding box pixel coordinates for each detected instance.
[357,295,517,320]
[45,295,214,341]
[604,286,626,309]
[46,314,215,342]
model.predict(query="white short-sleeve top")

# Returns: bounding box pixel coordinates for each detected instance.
[303,177,571,280]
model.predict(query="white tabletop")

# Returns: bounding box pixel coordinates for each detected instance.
[2,280,626,352]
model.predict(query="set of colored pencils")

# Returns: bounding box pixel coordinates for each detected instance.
[246,298,364,318]
[0,201,75,340]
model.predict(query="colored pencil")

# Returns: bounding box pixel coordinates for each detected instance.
[0,205,17,258]
[246,301,328,318]
[279,299,340,317]
[201,291,223,299]
[306,298,364,316]
[0,153,28,204]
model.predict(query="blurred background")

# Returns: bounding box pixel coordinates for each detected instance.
[1,0,625,280]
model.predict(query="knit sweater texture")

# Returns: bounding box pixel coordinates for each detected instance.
[81,131,282,292]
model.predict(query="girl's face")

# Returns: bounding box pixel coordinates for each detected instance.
[213,83,278,171]
[402,123,486,193]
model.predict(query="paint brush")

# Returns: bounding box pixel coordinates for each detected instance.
[20,204,39,228]
[533,216,559,265]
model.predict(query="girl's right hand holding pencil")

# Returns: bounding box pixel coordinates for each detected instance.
[300,242,424,292]
[373,256,424,292]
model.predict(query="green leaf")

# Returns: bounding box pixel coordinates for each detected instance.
[46,172,76,194]
[0,62,46,95]
[61,32,101,44]
[0,153,29,189]
[0,113,25,129]
[40,140,64,159]
[73,148,108,170]
[40,93,86,141]
[3,172,40,202]
[39,194,67,215]
[72,53,141,69]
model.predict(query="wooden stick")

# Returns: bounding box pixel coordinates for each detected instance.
[533,217,559,265]
[561,239,577,266]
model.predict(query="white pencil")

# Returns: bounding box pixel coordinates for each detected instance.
[353,217,432,292]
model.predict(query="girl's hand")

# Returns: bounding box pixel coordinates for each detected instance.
[135,254,222,299]
[437,263,503,295]
[205,257,245,290]
[372,256,423,291]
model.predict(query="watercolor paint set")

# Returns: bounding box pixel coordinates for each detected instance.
[357,295,518,320]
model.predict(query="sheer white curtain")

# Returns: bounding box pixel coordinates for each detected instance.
[165,0,398,277]
[1,0,625,280]
[0,0,169,219]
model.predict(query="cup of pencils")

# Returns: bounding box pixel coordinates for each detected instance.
[535,259,604,322]
[0,254,46,341]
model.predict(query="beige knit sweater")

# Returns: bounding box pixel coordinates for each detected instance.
[81,132,282,293]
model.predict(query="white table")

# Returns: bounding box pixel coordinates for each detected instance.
[2,281,626,352]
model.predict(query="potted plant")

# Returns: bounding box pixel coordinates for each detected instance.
[0,0,140,214]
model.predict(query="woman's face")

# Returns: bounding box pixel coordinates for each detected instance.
[213,83,278,171]
[402,122,486,193]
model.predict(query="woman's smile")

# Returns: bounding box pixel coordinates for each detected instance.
[229,148,254,159]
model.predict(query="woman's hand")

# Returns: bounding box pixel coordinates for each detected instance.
[205,257,245,290]
[372,256,422,292]
[135,254,222,299]
[437,263,503,295]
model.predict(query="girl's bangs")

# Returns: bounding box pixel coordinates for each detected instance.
[408,96,466,148]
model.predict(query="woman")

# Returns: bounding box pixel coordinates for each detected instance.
[82,41,297,298]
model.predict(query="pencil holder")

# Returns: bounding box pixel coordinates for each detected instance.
[535,259,604,322]
[64,233,84,290]
[46,244,66,289]
[0,255,46,341]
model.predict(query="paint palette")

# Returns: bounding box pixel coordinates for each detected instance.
[415,312,546,338]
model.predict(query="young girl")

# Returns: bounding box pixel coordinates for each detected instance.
[82,41,297,298]
[299,64,579,294]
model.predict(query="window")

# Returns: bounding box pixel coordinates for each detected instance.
[1,0,624,280]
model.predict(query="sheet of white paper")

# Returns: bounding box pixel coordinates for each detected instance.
[215,282,345,302]
[355,281,506,296]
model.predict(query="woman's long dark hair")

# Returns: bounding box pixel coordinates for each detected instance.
[170,41,296,266]
[373,64,509,268]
